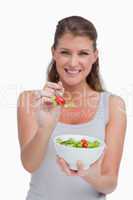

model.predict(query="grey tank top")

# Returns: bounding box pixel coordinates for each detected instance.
[26,91,112,200]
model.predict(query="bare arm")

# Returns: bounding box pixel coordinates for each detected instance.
[17,91,55,173]
[17,82,64,173]
[81,95,127,194]
[20,127,53,173]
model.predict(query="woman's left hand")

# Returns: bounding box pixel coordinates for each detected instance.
[56,153,104,178]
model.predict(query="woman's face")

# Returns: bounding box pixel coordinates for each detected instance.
[52,33,98,87]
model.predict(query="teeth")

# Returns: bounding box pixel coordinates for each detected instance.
[65,68,81,74]
[67,70,79,74]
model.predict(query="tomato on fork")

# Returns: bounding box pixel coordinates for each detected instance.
[55,96,66,105]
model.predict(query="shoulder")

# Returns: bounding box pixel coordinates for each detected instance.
[108,94,126,116]
[105,92,127,128]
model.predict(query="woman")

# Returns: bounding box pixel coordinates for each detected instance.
[17,16,127,200]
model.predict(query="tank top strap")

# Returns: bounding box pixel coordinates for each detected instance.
[102,91,114,125]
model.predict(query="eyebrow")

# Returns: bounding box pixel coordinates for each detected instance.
[59,48,91,52]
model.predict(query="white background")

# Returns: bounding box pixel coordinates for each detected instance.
[0,0,132,199]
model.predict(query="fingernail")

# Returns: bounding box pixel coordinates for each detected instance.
[58,81,62,85]
[77,160,82,166]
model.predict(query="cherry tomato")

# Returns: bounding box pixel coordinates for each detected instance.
[81,139,88,143]
[80,138,89,148]
[55,96,65,105]
[82,142,88,148]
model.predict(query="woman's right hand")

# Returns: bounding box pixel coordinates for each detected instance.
[32,81,64,129]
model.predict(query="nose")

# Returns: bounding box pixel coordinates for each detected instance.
[69,55,79,67]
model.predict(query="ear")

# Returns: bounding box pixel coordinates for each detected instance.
[92,49,98,64]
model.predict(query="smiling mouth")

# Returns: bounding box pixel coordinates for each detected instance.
[64,68,82,75]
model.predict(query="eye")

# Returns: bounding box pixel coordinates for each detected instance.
[79,52,89,56]
[60,51,69,55]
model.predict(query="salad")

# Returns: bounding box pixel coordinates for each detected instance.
[56,137,100,148]
[50,95,76,108]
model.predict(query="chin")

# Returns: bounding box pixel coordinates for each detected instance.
[61,78,85,87]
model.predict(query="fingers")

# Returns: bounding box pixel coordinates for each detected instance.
[77,160,84,170]
[56,157,71,175]
[55,90,64,97]
[76,160,87,177]
[36,81,64,100]
[35,89,55,100]
[56,157,89,177]
[34,81,64,103]
[43,81,63,92]
[56,156,77,176]
[33,90,53,107]
[58,81,64,94]
[43,81,62,90]
[44,81,64,96]
[34,88,58,107]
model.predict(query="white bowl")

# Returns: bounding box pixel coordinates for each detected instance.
[53,134,106,170]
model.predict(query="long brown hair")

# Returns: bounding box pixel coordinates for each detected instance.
[46,16,106,92]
